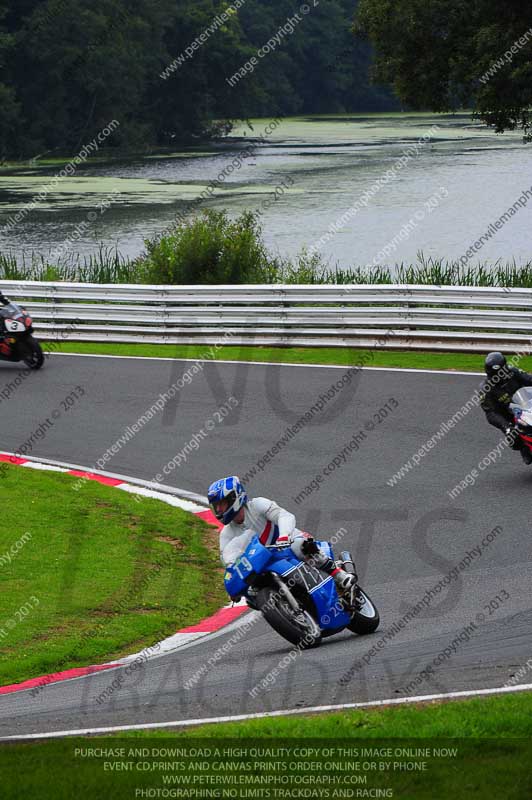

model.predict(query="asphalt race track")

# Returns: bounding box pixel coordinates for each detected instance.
[0,353,531,738]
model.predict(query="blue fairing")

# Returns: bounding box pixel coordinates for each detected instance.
[224,536,351,633]
[310,576,351,630]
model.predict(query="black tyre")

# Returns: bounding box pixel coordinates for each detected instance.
[347,588,380,635]
[256,585,321,649]
[20,336,44,370]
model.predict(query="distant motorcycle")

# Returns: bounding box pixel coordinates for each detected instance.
[0,297,44,369]
[224,535,380,648]
[510,388,532,463]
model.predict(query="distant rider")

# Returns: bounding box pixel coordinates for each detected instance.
[208,476,358,606]
[480,352,532,463]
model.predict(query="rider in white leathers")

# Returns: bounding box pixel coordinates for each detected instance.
[209,477,357,603]
[220,496,305,565]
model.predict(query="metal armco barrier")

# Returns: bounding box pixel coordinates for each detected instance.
[1,281,531,352]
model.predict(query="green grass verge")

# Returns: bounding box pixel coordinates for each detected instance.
[0,464,225,686]
[1,695,531,799]
[43,341,532,373]
[118,690,532,738]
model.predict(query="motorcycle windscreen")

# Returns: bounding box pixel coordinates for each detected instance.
[512,387,532,409]
[511,388,532,426]
[242,536,273,573]
[0,303,22,319]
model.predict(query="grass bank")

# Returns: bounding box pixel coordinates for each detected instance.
[1,694,531,798]
[43,341,532,374]
[132,689,532,738]
[0,464,224,686]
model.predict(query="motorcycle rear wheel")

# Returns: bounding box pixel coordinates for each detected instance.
[347,588,380,635]
[20,336,44,370]
[256,586,321,649]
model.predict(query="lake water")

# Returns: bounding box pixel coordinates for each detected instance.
[1,112,531,271]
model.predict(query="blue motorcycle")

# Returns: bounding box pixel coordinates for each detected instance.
[224,536,379,648]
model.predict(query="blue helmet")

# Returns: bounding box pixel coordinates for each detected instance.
[207,476,248,525]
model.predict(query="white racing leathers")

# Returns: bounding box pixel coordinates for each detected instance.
[219,497,310,567]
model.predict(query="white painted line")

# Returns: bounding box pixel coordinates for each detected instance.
[120,633,206,664]
[0,451,253,699]
[6,609,257,698]
[117,483,205,513]
[20,462,69,473]
[0,451,209,506]
[98,608,257,669]
[4,682,532,740]
[49,351,484,377]
[120,607,254,663]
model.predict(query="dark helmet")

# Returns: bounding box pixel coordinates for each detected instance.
[485,352,508,378]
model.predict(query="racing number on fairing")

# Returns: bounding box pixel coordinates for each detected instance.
[234,556,253,580]
[294,562,324,591]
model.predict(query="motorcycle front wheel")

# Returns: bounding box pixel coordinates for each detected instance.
[347,588,380,635]
[20,336,44,370]
[256,585,321,649]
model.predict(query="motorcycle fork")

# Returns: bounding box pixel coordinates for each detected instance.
[271,573,301,614]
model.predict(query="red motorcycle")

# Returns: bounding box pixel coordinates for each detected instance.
[0,294,44,370]
[511,388,532,464]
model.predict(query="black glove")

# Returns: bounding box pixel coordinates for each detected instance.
[301,536,320,556]
[505,425,521,450]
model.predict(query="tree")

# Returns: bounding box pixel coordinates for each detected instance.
[0,0,399,159]
[237,0,397,115]
[0,1,21,159]
[12,0,179,155]
[156,0,262,144]
[356,0,532,139]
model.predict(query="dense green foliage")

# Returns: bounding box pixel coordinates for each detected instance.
[0,0,395,160]
[140,210,274,284]
[3,210,532,287]
[357,0,532,140]
[2,1,531,157]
